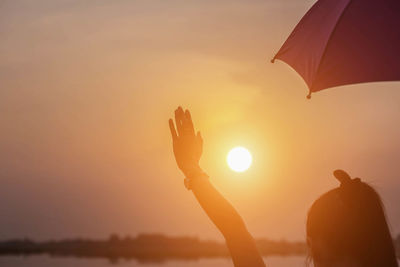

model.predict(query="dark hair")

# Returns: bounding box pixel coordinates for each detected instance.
[306,171,398,267]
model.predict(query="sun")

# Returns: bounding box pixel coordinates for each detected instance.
[227,147,252,172]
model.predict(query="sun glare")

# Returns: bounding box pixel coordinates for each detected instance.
[227,147,252,172]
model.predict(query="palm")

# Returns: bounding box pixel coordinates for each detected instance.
[169,107,203,177]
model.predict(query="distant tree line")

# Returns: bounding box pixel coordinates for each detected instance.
[0,233,399,262]
[0,233,305,262]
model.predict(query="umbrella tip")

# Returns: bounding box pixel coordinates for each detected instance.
[306,92,312,99]
[270,58,275,63]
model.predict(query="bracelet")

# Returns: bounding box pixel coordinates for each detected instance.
[184,170,209,190]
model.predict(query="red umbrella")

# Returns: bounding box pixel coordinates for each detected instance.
[272,0,400,98]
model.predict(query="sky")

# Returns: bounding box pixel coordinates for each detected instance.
[1,0,400,242]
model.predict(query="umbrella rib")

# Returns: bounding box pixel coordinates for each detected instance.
[309,0,354,97]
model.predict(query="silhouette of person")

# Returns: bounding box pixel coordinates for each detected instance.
[169,107,398,267]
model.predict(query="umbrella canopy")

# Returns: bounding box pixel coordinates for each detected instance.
[272,0,400,98]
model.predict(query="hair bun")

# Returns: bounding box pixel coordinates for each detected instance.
[333,169,352,185]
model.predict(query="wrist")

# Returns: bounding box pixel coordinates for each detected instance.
[181,163,201,177]
[183,167,209,190]
[183,165,202,177]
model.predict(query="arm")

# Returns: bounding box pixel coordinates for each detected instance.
[191,178,266,267]
[168,107,265,267]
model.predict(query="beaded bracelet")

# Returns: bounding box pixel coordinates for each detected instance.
[184,170,209,190]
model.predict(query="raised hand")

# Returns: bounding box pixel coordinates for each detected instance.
[169,107,203,177]
[167,107,265,267]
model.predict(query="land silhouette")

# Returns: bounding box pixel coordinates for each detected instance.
[1,233,400,263]
[0,233,307,263]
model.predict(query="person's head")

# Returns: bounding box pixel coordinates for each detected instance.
[306,170,398,267]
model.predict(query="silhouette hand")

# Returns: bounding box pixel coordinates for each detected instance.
[169,107,203,177]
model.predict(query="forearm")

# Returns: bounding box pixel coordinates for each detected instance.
[191,177,246,238]
[190,177,265,267]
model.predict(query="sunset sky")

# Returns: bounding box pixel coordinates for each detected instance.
[1,0,400,242]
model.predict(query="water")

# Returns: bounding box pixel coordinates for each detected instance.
[0,255,308,267]
[2,256,399,267]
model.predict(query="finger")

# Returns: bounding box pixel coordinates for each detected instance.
[169,119,178,141]
[197,131,203,146]
[175,107,184,136]
[197,131,203,155]
[177,106,187,135]
[184,109,195,135]
[333,169,351,184]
